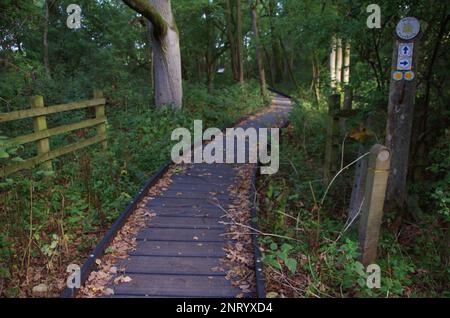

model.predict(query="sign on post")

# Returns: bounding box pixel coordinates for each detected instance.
[385,17,421,210]
[397,42,413,71]
[392,17,420,80]
[396,17,421,40]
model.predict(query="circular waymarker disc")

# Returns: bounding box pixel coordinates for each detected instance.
[396,17,420,40]
[404,71,415,81]
[392,71,403,81]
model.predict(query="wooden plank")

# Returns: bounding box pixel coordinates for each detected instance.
[167,182,228,193]
[160,190,230,200]
[147,206,224,218]
[177,170,236,179]
[1,133,106,177]
[131,241,226,257]
[148,216,224,229]
[122,256,223,275]
[170,176,234,186]
[112,274,239,297]
[0,98,105,123]
[147,197,229,208]
[4,117,106,147]
[136,228,227,242]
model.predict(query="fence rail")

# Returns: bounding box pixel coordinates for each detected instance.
[0,90,107,177]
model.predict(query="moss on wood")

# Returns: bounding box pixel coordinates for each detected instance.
[123,0,168,42]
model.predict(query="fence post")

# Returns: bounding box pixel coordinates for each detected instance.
[359,144,391,266]
[30,95,52,171]
[340,86,353,133]
[348,143,369,221]
[93,89,107,150]
[323,94,340,185]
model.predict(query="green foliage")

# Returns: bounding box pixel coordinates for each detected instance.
[262,240,297,275]
[258,102,449,298]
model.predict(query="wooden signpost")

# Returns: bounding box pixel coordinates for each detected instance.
[356,17,421,265]
[385,17,421,210]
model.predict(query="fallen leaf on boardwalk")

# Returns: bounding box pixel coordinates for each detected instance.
[77,167,178,298]
[114,275,132,284]
[193,236,199,241]
[122,276,132,283]
[104,288,114,296]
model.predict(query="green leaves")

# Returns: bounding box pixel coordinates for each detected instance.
[33,0,45,8]
[0,150,9,159]
[263,241,297,275]
[284,258,298,275]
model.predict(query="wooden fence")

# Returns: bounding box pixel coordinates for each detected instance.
[0,90,107,177]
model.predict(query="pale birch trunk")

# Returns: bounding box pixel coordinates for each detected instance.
[330,36,337,88]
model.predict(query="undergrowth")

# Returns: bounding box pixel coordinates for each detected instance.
[257,100,449,298]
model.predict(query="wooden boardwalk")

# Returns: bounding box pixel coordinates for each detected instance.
[108,94,292,298]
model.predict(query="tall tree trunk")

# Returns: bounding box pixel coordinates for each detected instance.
[279,38,299,89]
[123,0,182,109]
[263,44,274,86]
[343,41,351,84]
[268,0,283,83]
[341,41,352,131]
[330,36,337,89]
[225,0,239,81]
[144,19,154,89]
[336,37,343,87]
[43,0,50,77]
[250,0,266,96]
[205,7,215,93]
[236,0,244,83]
[311,52,320,106]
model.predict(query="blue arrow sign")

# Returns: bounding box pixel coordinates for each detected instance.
[397,57,412,70]
[398,43,414,57]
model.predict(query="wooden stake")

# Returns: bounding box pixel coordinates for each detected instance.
[30,95,52,171]
[93,89,107,150]
[359,144,391,266]
[324,94,340,184]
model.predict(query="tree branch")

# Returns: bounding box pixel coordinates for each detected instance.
[122,0,167,41]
